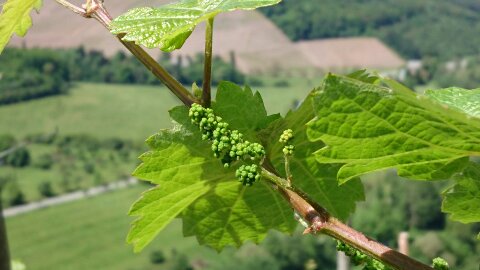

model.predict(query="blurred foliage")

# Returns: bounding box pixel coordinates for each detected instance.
[11,260,26,270]
[0,133,142,206]
[153,231,336,270]
[149,250,166,264]
[3,177,25,206]
[37,181,55,198]
[0,134,30,168]
[33,153,53,170]
[0,48,69,104]
[4,147,30,168]
[261,0,480,60]
[431,57,480,89]
[351,171,480,269]
[0,47,247,105]
[404,55,480,89]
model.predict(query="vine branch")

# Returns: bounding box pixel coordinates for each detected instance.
[202,17,214,107]
[54,0,197,106]
[261,167,434,270]
[53,0,87,16]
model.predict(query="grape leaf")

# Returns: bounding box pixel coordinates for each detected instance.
[129,106,295,252]
[128,128,214,252]
[212,81,279,140]
[0,0,42,54]
[110,0,281,52]
[347,69,380,84]
[182,179,295,251]
[262,92,364,220]
[442,162,480,223]
[307,74,480,184]
[426,87,480,118]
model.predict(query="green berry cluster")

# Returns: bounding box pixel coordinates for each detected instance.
[279,129,293,143]
[236,164,261,186]
[336,241,392,270]
[189,103,265,185]
[279,129,295,156]
[283,145,295,155]
[432,257,449,270]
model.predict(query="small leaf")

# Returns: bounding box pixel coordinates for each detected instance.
[262,92,364,220]
[347,69,380,84]
[426,87,480,118]
[307,74,480,184]
[0,0,42,54]
[111,0,281,52]
[442,162,480,223]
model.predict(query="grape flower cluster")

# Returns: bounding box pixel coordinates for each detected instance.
[432,257,449,270]
[189,103,265,186]
[279,129,295,156]
[236,164,261,186]
[336,241,392,270]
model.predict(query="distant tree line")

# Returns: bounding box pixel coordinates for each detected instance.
[405,56,480,89]
[60,47,245,86]
[351,171,480,270]
[0,48,70,105]
[261,0,480,60]
[0,47,246,105]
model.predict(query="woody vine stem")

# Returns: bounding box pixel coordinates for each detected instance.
[53,1,434,269]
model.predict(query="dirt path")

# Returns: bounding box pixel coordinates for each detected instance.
[2,178,138,218]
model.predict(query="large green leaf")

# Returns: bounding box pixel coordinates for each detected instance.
[426,87,480,118]
[0,0,42,54]
[262,92,364,221]
[129,106,295,252]
[442,162,480,223]
[307,74,480,184]
[110,0,281,52]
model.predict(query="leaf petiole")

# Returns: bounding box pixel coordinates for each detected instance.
[202,17,214,107]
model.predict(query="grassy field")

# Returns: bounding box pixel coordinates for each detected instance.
[0,83,179,141]
[0,81,315,203]
[0,151,135,202]
[0,81,315,141]
[6,186,224,270]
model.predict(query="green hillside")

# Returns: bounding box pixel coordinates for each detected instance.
[6,186,341,270]
[0,81,314,204]
[0,83,178,141]
[6,186,215,270]
[261,0,480,59]
[0,81,313,140]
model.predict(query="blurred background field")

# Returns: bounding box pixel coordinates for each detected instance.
[1,0,480,269]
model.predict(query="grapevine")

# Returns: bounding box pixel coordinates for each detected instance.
[279,129,295,156]
[4,1,477,269]
[431,257,449,270]
[189,103,265,185]
[336,241,392,270]
[236,164,261,186]
[279,129,293,144]
[278,128,295,184]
